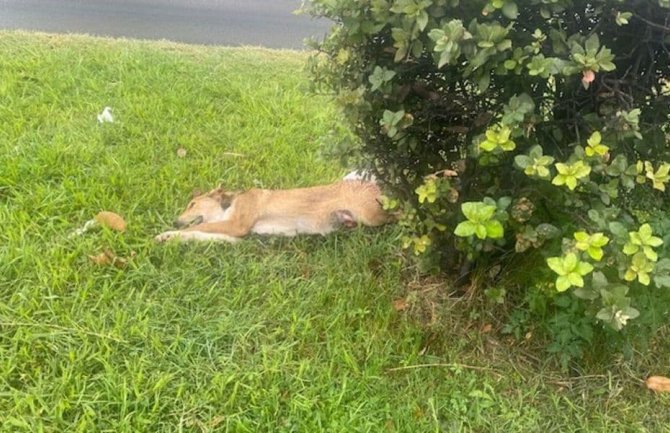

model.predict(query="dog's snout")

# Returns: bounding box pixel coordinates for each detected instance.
[173,216,203,229]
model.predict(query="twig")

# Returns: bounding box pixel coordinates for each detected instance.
[221,152,246,157]
[387,362,501,375]
[546,374,608,382]
[0,321,127,343]
[634,14,670,32]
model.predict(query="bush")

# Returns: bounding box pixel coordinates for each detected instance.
[306,0,670,362]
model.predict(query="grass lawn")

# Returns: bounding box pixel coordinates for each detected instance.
[1,31,669,432]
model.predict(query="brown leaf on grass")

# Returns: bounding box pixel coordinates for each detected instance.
[177,147,187,158]
[95,211,126,232]
[393,298,408,312]
[112,257,128,269]
[480,323,493,334]
[88,248,130,269]
[88,251,113,266]
[646,376,670,392]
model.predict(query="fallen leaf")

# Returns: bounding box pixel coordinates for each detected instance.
[646,376,670,392]
[112,256,128,269]
[95,211,126,232]
[177,147,187,158]
[480,323,493,334]
[88,248,130,269]
[393,298,408,312]
[88,251,113,266]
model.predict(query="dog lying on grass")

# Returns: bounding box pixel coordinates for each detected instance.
[155,178,391,243]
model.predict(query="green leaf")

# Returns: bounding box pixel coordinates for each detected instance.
[639,272,651,286]
[552,161,591,190]
[416,10,428,31]
[547,253,593,292]
[574,231,589,243]
[574,286,599,300]
[454,221,476,237]
[477,72,491,92]
[536,223,560,239]
[616,11,632,25]
[576,261,594,275]
[623,243,639,255]
[461,202,497,222]
[588,246,603,261]
[654,275,670,288]
[485,220,504,239]
[461,202,478,221]
[515,154,531,169]
[567,272,584,287]
[584,34,600,55]
[475,224,488,239]
[369,66,396,91]
[643,246,658,262]
[556,276,571,292]
[415,180,437,203]
[478,204,497,221]
[547,257,565,275]
[501,1,518,19]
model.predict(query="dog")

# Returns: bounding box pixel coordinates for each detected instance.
[155,178,391,243]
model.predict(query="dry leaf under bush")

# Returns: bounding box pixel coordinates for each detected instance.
[95,211,126,232]
[646,376,670,392]
[480,323,493,334]
[177,147,187,158]
[393,298,408,312]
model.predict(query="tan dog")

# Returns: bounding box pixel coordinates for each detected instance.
[155,180,392,243]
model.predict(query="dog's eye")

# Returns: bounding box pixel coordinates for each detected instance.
[188,202,195,209]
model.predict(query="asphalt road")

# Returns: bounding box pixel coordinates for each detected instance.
[0,0,331,49]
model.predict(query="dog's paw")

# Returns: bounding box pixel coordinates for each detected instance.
[155,230,181,243]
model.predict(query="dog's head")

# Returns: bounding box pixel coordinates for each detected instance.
[173,187,236,228]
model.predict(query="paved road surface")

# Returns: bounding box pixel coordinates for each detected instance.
[0,0,331,49]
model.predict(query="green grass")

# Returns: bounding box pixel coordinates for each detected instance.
[1,31,669,432]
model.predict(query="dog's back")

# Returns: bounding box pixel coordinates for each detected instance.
[251,181,389,235]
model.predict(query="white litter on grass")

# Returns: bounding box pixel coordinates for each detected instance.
[343,170,377,183]
[68,219,99,238]
[97,106,114,124]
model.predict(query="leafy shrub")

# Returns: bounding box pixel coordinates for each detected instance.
[306,0,670,360]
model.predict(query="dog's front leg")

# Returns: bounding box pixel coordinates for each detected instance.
[155,220,251,243]
[154,230,241,243]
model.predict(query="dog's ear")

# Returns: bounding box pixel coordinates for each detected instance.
[219,194,234,210]
[206,187,226,198]
[207,187,235,209]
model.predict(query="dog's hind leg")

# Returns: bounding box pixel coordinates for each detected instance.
[331,209,358,229]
